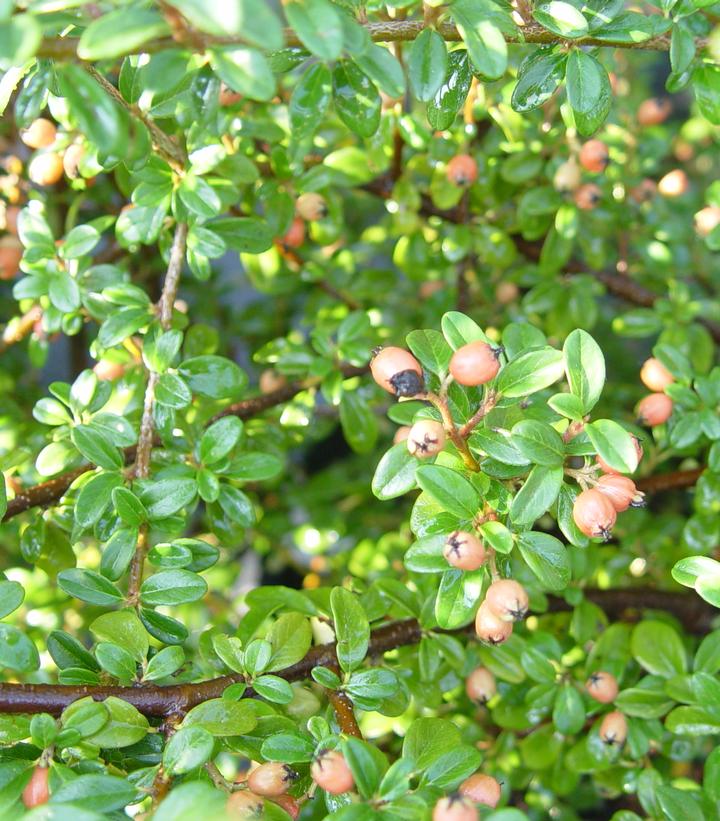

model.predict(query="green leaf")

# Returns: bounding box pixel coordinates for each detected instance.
[138,477,197,520]
[342,737,388,799]
[144,645,185,681]
[183,698,257,736]
[200,417,243,465]
[52,774,137,812]
[441,311,493,349]
[402,717,461,770]
[563,328,605,413]
[631,621,687,677]
[91,610,149,662]
[261,732,316,763]
[331,587,370,673]
[95,641,137,682]
[517,531,571,590]
[165,0,282,48]
[208,47,276,103]
[0,580,24,619]
[480,520,514,554]
[179,355,246,399]
[565,50,612,136]
[354,45,405,99]
[586,420,639,473]
[435,568,484,629]
[48,631,99,672]
[451,0,509,80]
[533,1,589,38]
[112,487,148,528]
[670,23,695,78]
[155,373,192,409]
[509,465,563,526]
[371,443,419,500]
[140,569,208,607]
[496,348,565,397]
[163,725,214,775]
[511,49,567,112]
[427,50,473,130]
[406,329,452,378]
[78,8,170,60]
[57,569,123,607]
[340,392,379,455]
[289,63,333,148]
[693,65,720,125]
[416,465,480,520]
[424,744,482,789]
[253,674,294,703]
[267,613,313,671]
[333,61,381,138]
[408,28,448,102]
[71,425,123,470]
[510,420,565,466]
[0,14,41,70]
[553,684,585,734]
[0,623,39,672]
[665,705,720,736]
[284,0,344,61]
[405,534,448,573]
[75,472,124,529]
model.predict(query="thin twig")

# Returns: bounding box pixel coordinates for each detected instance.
[458,390,498,438]
[326,689,363,738]
[0,306,42,353]
[421,391,480,471]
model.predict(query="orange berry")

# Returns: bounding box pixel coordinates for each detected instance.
[495,281,519,304]
[596,474,645,513]
[226,790,264,817]
[393,425,412,445]
[93,359,126,381]
[572,488,617,541]
[640,357,674,392]
[658,169,688,198]
[22,766,49,808]
[433,795,478,821]
[2,204,20,235]
[28,153,64,186]
[0,236,22,280]
[637,97,671,126]
[444,530,486,571]
[485,579,529,622]
[259,369,287,394]
[630,178,657,203]
[370,346,424,397]
[219,84,243,106]
[599,710,628,746]
[63,143,84,180]
[475,599,513,645]
[281,216,305,249]
[247,763,297,798]
[586,671,619,704]
[579,140,610,174]
[637,393,673,426]
[695,206,720,238]
[20,118,57,150]
[270,794,301,819]
[311,750,354,795]
[449,341,501,387]
[459,773,502,808]
[465,666,496,703]
[407,419,446,459]
[295,192,327,221]
[574,183,602,210]
[446,154,478,186]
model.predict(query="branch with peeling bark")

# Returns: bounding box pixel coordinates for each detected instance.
[0,588,714,717]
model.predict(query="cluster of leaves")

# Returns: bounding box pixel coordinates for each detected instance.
[0,0,718,820]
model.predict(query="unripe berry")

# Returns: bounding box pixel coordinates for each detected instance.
[573,488,617,541]
[226,790,264,818]
[586,671,619,704]
[599,710,628,747]
[630,178,657,203]
[475,600,513,645]
[63,143,84,180]
[459,773,502,808]
[22,765,49,808]
[553,159,581,192]
[444,531,486,571]
[640,357,674,392]
[695,206,720,238]
[658,169,688,198]
[370,346,424,397]
[281,216,305,248]
[485,579,529,622]
[28,153,64,186]
[311,750,354,795]
[449,341,501,387]
[447,154,478,186]
[579,140,610,174]
[465,666,496,703]
[296,192,327,221]
[596,474,645,513]
[270,794,300,819]
[637,97,671,126]
[393,425,411,445]
[407,419,446,459]
[93,359,126,381]
[247,762,297,798]
[432,795,478,821]
[259,369,287,394]
[597,435,643,474]
[637,393,673,426]
[574,183,602,210]
[20,118,57,149]
[0,236,23,280]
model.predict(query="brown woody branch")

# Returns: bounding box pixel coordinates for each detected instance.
[0,589,714,717]
[326,689,363,739]
[0,306,42,354]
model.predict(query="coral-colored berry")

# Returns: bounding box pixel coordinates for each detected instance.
[270,794,301,819]
[370,347,424,397]
[459,773,502,808]
[63,143,84,180]
[630,178,657,204]
[637,97,671,126]
[444,531,486,571]
[259,369,287,395]
[579,140,610,174]
[247,762,297,798]
[695,206,720,238]
[449,341,501,387]
[475,600,513,645]
[20,118,57,150]
[432,794,478,821]
[311,750,354,795]
[573,488,617,541]
[574,183,602,210]
[599,710,628,746]
[296,192,327,221]
[22,766,49,808]
[465,666,496,703]
[226,790,264,818]
[586,671,619,704]
[495,281,519,305]
[0,236,23,280]
[28,153,64,186]
[637,393,673,426]
[596,474,645,513]
[447,154,478,186]
[553,159,581,192]
[640,357,674,392]
[407,419,446,459]
[281,216,306,249]
[393,426,411,445]
[485,579,529,622]
[658,169,688,198]
[219,84,243,106]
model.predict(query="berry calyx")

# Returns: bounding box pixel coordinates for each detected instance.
[247,762,298,798]
[449,341,501,387]
[553,159,581,193]
[596,474,645,512]
[574,183,602,210]
[579,140,610,174]
[586,671,619,704]
[599,710,628,747]
[407,419,446,459]
[296,192,327,221]
[640,357,674,392]
[432,794,478,821]
[22,765,49,808]
[20,118,57,150]
[637,97,671,126]
[446,155,478,187]
[658,169,688,198]
[465,666,497,703]
[637,393,673,426]
[475,600,513,645]
[311,750,354,795]
[226,790,264,818]
[370,346,424,397]
[459,773,502,808]
[596,435,643,474]
[573,488,617,541]
[485,579,529,622]
[444,531,486,571]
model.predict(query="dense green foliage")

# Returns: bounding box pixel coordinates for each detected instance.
[0,1,720,819]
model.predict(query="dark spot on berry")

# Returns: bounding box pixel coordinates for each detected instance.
[390,368,424,397]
